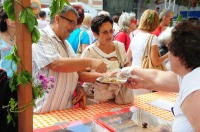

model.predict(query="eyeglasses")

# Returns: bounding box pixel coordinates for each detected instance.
[99,29,115,35]
[59,15,77,27]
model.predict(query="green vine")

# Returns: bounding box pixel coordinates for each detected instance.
[2,0,70,126]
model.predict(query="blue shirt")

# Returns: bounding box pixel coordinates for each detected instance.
[0,38,17,77]
[67,28,90,53]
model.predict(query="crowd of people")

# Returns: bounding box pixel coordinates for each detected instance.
[1,3,200,131]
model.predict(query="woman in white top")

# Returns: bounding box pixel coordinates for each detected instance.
[120,20,200,132]
[80,15,133,104]
[127,9,168,95]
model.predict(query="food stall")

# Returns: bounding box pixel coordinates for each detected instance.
[33,92,177,131]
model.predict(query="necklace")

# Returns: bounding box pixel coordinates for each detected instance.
[6,31,16,42]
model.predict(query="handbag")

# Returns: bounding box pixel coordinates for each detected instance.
[142,34,167,71]
[114,41,133,104]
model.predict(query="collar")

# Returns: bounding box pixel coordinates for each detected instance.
[43,25,62,42]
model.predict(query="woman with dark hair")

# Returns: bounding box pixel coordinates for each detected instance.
[79,15,133,104]
[0,6,16,77]
[120,20,200,131]
[67,4,90,57]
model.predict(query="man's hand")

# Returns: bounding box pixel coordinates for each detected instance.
[90,59,107,73]
[72,85,87,110]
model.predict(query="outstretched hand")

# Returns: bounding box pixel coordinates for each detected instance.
[90,59,107,73]
[116,67,133,78]
[72,85,87,110]
[126,77,145,89]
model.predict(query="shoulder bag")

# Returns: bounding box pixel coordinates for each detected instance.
[142,34,167,71]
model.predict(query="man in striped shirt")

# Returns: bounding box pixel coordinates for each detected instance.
[32,5,107,113]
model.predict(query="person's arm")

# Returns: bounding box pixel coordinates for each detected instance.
[47,57,107,73]
[150,45,168,67]
[78,71,105,82]
[81,44,89,52]
[182,90,200,132]
[127,68,179,92]
[126,48,132,67]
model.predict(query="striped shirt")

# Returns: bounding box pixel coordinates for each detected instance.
[32,25,78,113]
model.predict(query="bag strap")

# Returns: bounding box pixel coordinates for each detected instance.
[143,34,154,57]
[76,31,83,54]
[114,41,124,68]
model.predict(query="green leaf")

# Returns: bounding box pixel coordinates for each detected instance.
[4,54,13,60]
[26,15,36,32]
[60,0,65,11]
[9,74,18,92]
[17,70,32,85]
[19,9,27,23]
[64,0,71,5]
[32,87,39,99]
[7,113,13,124]
[176,14,183,24]
[9,98,17,110]
[3,1,15,20]
[31,27,40,43]
[50,0,59,19]
[26,7,36,17]
[147,14,153,23]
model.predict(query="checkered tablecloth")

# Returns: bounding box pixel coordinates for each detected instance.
[33,92,177,129]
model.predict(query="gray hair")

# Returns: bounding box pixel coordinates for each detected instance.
[50,5,79,24]
[118,12,136,32]
[98,10,110,17]
[82,13,93,25]
[159,9,173,20]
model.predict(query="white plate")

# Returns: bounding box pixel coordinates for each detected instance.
[96,77,127,84]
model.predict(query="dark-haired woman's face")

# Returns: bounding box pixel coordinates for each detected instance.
[95,21,113,44]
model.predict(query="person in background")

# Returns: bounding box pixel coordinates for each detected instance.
[120,19,200,132]
[80,15,133,104]
[37,10,49,29]
[126,9,168,95]
[114,12,136,52]
[156,7,160,13]
[97,10,110,17]
[112,14,120,36]
[152,9,174,37]
[67,5,90,56]
[158,27,174,70]
[80,13,95,44]
[0,6,16,77]
[32,5,107,113]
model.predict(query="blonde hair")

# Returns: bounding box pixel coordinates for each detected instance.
[138,9,159,32]
[82,13,93,25]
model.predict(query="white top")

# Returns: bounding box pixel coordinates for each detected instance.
[81,41,128,101]
[172,67,200,132]
[32,25,78,113]
[37,19,49,29]
[129,32,159,67]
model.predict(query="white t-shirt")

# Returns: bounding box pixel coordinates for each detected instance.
[173,67,200,132]
[37,19,49,29]
[129,32,159,68]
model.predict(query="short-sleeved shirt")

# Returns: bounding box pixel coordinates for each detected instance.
[114,31,130,52]
[32,25,79,113]
[129,32,159,68]
[67,28,90,53]
[173,67,200,132]
[152,26,161,37]
[0,34,16,77]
